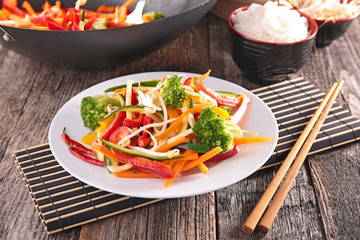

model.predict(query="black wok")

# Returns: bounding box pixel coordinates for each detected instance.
[0,0,217,68]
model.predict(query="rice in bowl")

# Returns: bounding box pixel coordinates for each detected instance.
[231,1,310,43]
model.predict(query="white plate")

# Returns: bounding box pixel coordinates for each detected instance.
[48,72,278,199]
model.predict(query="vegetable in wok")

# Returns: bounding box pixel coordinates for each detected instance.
[0,0,164,30]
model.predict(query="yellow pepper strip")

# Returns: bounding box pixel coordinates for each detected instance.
[214,107,231,120]
[81,132,97,145]
[167,107,182,134]
[197,163,208,174]
[95,115,115,133]
[197,70,211,83]
[233,137,276,145]
[167,107,179,119]
[157,103,212,141]
[182,147,222,172]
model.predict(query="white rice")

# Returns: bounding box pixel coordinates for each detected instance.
[231,1,309,43]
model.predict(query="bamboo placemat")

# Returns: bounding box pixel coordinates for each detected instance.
[13,78,360,234]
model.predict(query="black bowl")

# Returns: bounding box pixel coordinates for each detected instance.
[228,5,318,85]
[0,0,217,68]
[315,13,360,47]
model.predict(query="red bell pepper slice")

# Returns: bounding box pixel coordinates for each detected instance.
[141,115,153,137]
[183,77,193,86]
[143,114,153,125]
[124,87,138,105]
[137,136,151,148]
[62,14,71,28]
[195,81,243,107]
[2,2,26,17]
[206,146,240,162]
[48,21,67,31]
[123,114,144,128]
[85,15,96,30]
[136,114,153,147]
[70,8,80,25]
[193,112,200,121]
[71,22,80,31]
[113,149,174,179]
[30,15,48,25]
[101,111,126,141]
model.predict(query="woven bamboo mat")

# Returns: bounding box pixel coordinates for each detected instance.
[13,77,360,234]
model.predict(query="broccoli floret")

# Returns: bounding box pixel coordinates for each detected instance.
[80,94,120,129]
[193,107,242,153]
[143,11,165,20]
[160,75,188,109]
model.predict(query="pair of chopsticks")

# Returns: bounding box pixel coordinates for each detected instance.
[242,80,344,234]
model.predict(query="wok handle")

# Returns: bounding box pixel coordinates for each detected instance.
[0,26,16,42]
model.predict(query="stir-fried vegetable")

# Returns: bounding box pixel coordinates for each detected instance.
[0,0,164,30]
[280,0,360,21]
[160,74,189,109]
[62,71,276,188]
[80,94,121,129]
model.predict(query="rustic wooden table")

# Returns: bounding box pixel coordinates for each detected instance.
[1,13,360,240]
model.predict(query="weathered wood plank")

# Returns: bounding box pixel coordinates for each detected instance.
[209,14,325,239]
[306,17,360,239]
[79,17,216,240]
[0,49,119,239]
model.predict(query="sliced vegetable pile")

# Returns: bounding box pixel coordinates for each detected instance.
[280,0,360,21]
[62,71,275,188]
[0,0,164,30]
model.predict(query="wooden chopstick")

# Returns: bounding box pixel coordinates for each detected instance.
[257,80,343,233]
[242,81,342,235]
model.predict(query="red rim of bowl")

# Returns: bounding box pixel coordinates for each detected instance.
[228,5,318,45]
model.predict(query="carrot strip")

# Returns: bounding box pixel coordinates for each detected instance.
[162,153,198,164]
[182,147,222,172]
[116,170,159,178]
[21,1,35,16]
[233,136,276,145]
[197,70,211,83]
[197,163,208,174]
[157,103,212,141]
[164,160,186,188]
[156,137,187,152]
[55,0,61,8]
[91,143,127,164]
[0,10,7,20]
[120,0,135,9]
[118,6,128,22]
[97,5,116,13]
[42,1,51,11]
